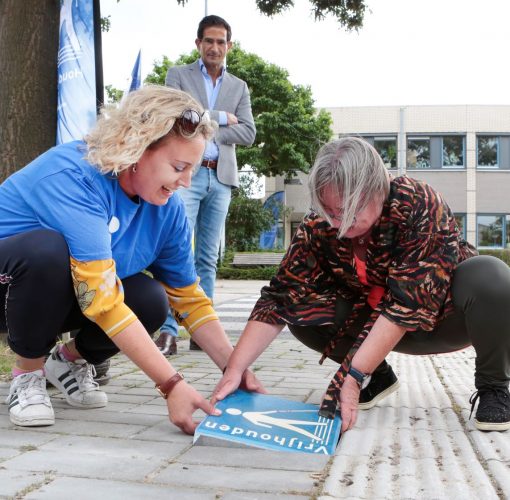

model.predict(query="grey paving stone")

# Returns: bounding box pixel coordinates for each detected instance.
[0,469,53,498]
[24,477,217,500]
[48,408,165,426]
[1,442,178,482]
[222,493,307,500]
[0,428,59,448]
[153,463,317,494]
[182,444,330,471]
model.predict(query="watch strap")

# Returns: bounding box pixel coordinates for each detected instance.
[348,366,369,388]
[155,372,184,399]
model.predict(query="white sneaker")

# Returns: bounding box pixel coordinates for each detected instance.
[5,370,55,427]
[44,347,108,409]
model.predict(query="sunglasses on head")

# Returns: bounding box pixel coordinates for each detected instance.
[174,109,209,137]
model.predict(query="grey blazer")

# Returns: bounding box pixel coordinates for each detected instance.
[165,60,256,188]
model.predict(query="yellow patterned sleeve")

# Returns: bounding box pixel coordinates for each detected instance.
[70,257,137,337]
[161,280,218,334]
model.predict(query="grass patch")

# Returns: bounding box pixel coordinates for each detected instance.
[0,335,15,381]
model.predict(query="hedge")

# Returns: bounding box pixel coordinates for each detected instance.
[478,248,510,266]
[217,248,510,280]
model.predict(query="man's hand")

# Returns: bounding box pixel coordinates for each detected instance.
[338,375,361,433]
[226,112,238,125]
[166,380,221,435]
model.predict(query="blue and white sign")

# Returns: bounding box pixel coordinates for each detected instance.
[194,390,341,455]
[57,0,97,144]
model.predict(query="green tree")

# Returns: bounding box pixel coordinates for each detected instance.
[0,0,364,181]
[146,45,333,177]
[225,174,275,251]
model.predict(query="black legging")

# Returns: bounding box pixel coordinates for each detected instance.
[289,255,510,389]
[0,230,168,364]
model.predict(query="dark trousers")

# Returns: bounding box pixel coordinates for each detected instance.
[0,230,168,364]
[289,255,510,389]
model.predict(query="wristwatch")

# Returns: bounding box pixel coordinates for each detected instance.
[348,366,371,390]
[155,372,184,399]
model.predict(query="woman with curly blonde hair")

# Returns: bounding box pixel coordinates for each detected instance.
[0,85,263,434]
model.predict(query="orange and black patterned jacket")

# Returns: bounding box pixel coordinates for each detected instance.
[249,175,478,416]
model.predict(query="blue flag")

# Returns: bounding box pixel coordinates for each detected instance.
[128,50,142,93]
[56,0,97,145]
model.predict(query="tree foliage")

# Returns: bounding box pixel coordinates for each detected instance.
[0,0,362,181]
[176,0,368,31]
[146,45,333,177]
[225,174,275,251]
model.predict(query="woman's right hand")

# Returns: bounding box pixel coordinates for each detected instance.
[166,379,221,435]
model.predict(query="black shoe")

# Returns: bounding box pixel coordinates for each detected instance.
[469,386,510,431]
[358,365,399,410]
[93,359,111,386]
[189,338,202,351]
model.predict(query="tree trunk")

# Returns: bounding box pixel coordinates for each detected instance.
[0,0,59,182]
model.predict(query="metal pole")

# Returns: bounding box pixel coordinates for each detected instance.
[205,0,208,16]
[93,0,104,113]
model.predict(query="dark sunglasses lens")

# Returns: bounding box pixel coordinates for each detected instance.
[179,109,201,134]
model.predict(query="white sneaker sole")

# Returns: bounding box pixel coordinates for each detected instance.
[358,380,400,410]
[10,412,55,427]
[474,419,510,431]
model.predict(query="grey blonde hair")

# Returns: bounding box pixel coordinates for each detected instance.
[85,85,216,174]
[308,137,390,238]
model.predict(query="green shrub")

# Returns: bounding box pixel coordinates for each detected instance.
[479,249,510,266]
[217,265,278,280]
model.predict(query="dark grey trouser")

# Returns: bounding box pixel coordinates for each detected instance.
[289,255,510,389]
[0,230,168,364]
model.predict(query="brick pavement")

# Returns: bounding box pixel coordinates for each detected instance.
[0,280,508,499]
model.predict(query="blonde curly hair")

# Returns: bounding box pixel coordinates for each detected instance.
[85,85,216,174]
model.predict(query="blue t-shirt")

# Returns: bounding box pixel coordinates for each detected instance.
[0,141,196,288]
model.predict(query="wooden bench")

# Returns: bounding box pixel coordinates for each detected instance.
[232,252,285,268]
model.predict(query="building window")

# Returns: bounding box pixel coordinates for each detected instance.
[454,214,466,239]
[407,137,430,169]
[443,136,464,167]
[373,137,397,169]
[477,215,503,247]
[477,136,499,168]
[507,215,510,249]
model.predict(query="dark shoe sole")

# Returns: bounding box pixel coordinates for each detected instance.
[358,380,400,410]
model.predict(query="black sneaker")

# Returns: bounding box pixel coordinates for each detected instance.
[358,365,399,410]
[469,386,510,431]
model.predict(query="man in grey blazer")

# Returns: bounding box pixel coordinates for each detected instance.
[156,15,256,353]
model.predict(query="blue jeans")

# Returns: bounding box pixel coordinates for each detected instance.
[160,166,232,337]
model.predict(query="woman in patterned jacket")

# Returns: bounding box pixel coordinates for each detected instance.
[0,86,263,434]
[214,136,510,433]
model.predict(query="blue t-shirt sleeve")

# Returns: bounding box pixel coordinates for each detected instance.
[147,199,197,288]
[29,168,112,261]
